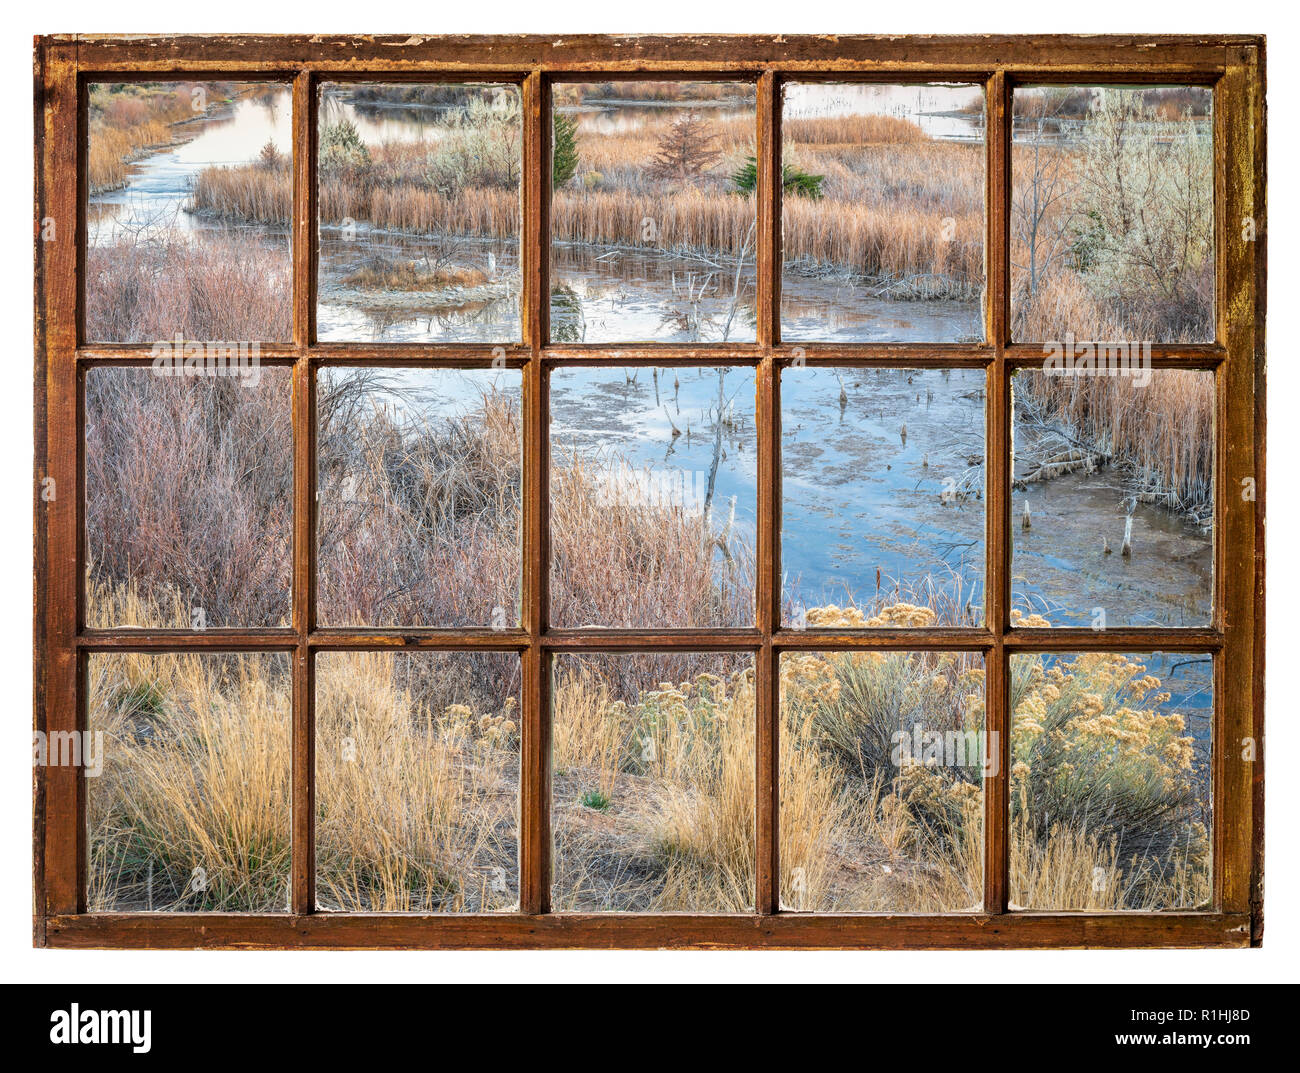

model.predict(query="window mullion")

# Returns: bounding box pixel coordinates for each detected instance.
[521,69,550,915]
[753,69,781,914]
[984,70,1012,915]
[290,68,317,916]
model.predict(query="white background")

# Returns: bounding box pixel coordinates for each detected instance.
[0,2,1292,986]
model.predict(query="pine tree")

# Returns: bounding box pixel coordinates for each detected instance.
[552,111,580,188]
[649,111,721,182]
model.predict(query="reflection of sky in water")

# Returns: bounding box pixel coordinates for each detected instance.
[1011,372,1213,630]
[550,367,759,537]
[93,81,983,347]
[321,84,520,145]
[552,246,758,345]
[781,367,985,619]
[780,292,982,345]
[355,367,1208,649]
[326,368,523,426]
[556,87,755,136]
[317,235,521,344]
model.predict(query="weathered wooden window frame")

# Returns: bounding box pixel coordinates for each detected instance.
[33,33,1266,950]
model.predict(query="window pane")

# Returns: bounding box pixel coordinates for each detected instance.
[552,652,755,912]
[316,652,522,912]
[1011,368,1213,628]
[549,365,756,628]
[87,653,291,912]
[316,368,522,628]
[781,366,985,627]
[781,83,986,343]
[780,650,985,912]
[1010,651,1213,910]
[1011,86,1213,342]
[85,367,292,629]
[317,83,522,343]
[87,82,292,342]
[550,81,757,343]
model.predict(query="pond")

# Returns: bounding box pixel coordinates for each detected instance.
[92,84,1214,709]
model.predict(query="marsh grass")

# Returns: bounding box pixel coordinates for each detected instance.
[86,374,1207,914]
[340,258,489,291]
[85,368,293,629]
[191,162,292,225]
[191,97,982,289]
[86,364,1209,914]
[315,371,523,628]
[1015,367,1214,519]
[158,85,1208,358]
[84,80,1214,917]
[549,446,754,630]
[88,83,199,194]
[86,232,292,343]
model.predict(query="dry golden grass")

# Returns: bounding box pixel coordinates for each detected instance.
[86,589,1208,915]
[553,188,757,256]
[88,650,292,912]
[322,178,520,239]
[777,645,985,913]
[190,163,292,225]
[191,106,984,288]
[87,84,206,194]
[549,447,752,628]
[783,195,982,295]
[1010,815,1208,911]
[783,113,928,145]
[315,652,520,912]
[1012,269,1126,341]
[551,669,625,800]
[89,120,178,193]
[87,642,520,913]
[550,656,757,912]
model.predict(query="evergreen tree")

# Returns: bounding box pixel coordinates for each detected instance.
[320,119,371,173]
[731,155,824,199]
[552,111,580,188]
[649,111,721,182]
